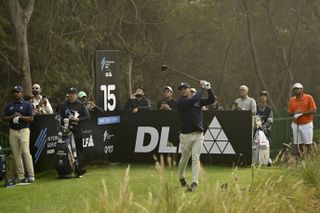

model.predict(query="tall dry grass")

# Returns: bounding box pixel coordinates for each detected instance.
[86,155,320,213]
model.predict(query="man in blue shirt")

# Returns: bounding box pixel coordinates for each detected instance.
[177,80,215,192]
[3,85,35,184]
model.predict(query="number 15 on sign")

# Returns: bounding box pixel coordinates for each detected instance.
[100,85,116,111]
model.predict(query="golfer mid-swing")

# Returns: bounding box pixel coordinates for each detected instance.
[177,80,215,192]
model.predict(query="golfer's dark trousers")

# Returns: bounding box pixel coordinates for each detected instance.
[72,129,85,170]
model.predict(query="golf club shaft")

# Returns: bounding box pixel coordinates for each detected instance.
[167,67,201,82]
[297,121,302,157]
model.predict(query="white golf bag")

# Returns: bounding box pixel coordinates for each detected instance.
[252,116,271,166]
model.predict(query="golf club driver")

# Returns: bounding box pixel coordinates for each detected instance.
[160,65,201,82]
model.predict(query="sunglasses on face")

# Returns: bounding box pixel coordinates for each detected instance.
[32,87,40,90]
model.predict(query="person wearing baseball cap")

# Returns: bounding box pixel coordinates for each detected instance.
[176,80,215,192]
[77,90,104,112]
[288,83,317,157]
[256,91,273,142]
[57,87,90,177]
[3,85,35,185]
[157,85,177,110]
[190,88,197,96]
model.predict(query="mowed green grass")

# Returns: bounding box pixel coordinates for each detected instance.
[0,164,289,212]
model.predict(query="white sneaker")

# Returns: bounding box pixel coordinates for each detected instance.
[16,177,30,186]
[27,176,35,183]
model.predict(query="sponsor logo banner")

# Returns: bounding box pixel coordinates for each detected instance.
[98,116,120,125]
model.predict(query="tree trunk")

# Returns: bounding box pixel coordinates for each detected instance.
[242,0,276,109]
[9,0,35,96]
[263,1,299,108]
[126,56,133,98]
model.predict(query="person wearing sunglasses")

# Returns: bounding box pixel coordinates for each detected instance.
[30,83,53,115]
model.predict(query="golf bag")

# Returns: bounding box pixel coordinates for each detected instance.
[252,116,271,166]
[54,116,80,178]
[0,147,5,181]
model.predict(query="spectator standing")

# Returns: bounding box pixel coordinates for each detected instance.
[3,85,35,184]
[157,86,177,110]
[58,87,90,177]
[256,91,273,141]
[190,88,197,96]
[232,85,257,115]
[30,83,53,115]
[78,91,104,112]
[288,83,317,156]
[124,86,151,113]
[208,96,223,111]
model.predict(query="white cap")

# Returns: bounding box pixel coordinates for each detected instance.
[190,88,197,93]
[163,86,173,93]
[239,85,249,91]
[292,83,303,89]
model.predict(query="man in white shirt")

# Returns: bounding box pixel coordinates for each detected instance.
[30,83,53,115]
[232,85,257,115]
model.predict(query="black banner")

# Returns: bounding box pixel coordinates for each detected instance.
[30,111,252,172]
[95,50,119,112]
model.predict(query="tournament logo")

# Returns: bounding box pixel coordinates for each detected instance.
[103,130,115,142]
[202,116,236,154]
[83,134,94,147]
[103,130,115,154]
[100,57,115,77]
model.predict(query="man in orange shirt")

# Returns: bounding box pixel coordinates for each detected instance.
[288,83,317,156]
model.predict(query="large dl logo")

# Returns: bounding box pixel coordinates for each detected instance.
[135,127,176,153]
[134,116,236,155]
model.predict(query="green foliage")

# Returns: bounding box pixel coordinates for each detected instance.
[1,0,320,110]
[314,129,320,143]
[295,147,320,196]
[0,161,320,212]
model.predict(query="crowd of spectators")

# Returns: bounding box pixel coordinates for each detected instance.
[2,81,316,187]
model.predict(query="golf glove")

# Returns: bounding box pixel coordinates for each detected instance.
[204,81,211,90]
[13,116,20,124]
[293,113,303,120]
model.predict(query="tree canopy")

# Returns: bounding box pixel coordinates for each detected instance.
[0,0,319,111]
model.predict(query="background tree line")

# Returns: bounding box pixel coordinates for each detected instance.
[0,0,319,112]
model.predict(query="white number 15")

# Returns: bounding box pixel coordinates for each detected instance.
[100,84,116,111]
